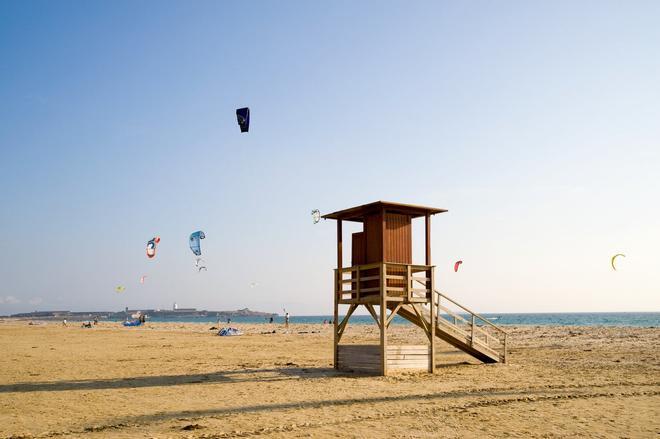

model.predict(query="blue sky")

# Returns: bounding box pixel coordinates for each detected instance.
[1,1,658,315]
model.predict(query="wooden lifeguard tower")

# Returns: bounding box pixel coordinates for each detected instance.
[323,201,507,375]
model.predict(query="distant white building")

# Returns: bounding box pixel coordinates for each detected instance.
[173,302,178,311]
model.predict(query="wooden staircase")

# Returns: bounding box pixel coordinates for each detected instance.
[335,262,508,373]
[394,289,507,364]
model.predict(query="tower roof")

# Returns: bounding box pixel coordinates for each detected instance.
[322,201,447,223]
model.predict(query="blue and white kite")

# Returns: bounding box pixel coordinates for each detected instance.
[189,231,206,256]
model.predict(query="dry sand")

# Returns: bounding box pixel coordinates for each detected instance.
[0,320,658,438]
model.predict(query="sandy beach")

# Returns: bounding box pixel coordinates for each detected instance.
[0,321,658,438]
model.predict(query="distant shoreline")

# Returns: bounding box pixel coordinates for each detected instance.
[3,307,277,321]
[2,311,657,327]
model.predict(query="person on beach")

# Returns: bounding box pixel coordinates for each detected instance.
[62,319,67,326]
[269,316,274,324]
[285,312,290,328]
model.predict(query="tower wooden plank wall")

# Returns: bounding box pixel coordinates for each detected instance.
[384,213,412,264]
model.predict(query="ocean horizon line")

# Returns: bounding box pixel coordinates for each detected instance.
[7,311,657,327]
[4,310,659,317]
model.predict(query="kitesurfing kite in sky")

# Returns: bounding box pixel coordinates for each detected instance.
[311,209,321,224]
[236,107,250,133]
[139,275,147,284]
[611,253,625,271]
[454,260,463,272]
[146,237,160,259]
[189,231,205,256]
[115,286,125,293]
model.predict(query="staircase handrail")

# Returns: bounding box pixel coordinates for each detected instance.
[410,277,508,336]
[435,290,508,336]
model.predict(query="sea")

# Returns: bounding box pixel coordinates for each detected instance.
[112,312,660,327]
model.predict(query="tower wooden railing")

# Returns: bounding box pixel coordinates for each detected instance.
[336,262,432,303]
